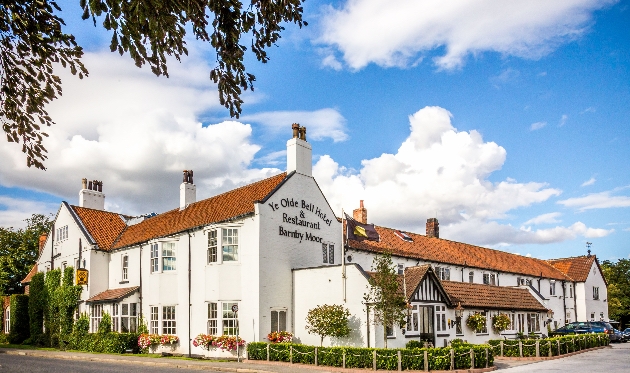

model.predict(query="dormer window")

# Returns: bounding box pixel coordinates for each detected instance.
[395,231,413,242]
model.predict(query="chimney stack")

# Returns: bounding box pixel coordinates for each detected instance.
[426,218,439,238]
[353,200,368,224]
[287,123,312,176]
[79,178,105,210]
[180,170,196,209]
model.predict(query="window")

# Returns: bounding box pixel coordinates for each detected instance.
[509,313,515,331]
[162,243,176,271]
[208,303,218,335]
[328,244,334,264]
[150,306,159,334]
[222,302,238,336]
[455,316,463,335]
[150,243,159,273]
[90,304,103,333]
[398,264,404,275]
[566,311,572,323]
[322,243,328,263]
[590,312,595,320]
[112,303,119,332]
[477,311,488,334]
[222,228,238,261]
[468,271,474,283]
[407,305,419,333]
[386,324,395,338]
[435,306,447,332]
[435,267,450,281]
[56,225,69,241]
[4,307,10,334]
[271,309,287,332]
[517,313,525,333]
[550,281,556,296]
[569,284,573,298]
[162,306,176,334]
[600,312,604,320]
[593,286,599,300]
[517,278,531,286]
[208,230,218,263]
[527,313,540,332]
[61,261,67,271]
[121,303,137,332]
[122,255,129,281]
[483,274,496,285]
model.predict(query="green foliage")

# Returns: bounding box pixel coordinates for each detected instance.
[2,0,307,169]
[8,294,30,344]
[405,340,423,349]
[70,332,141,353]
[601,259,630,328]
[365,252,407,347]
[0,214,52,294]
[492,313,511,333]
[488,333,609,357]
[246,342,494,370]
[466,312,486,333]
[305,304,351,346]
[44,269,61,346]
[98,312,112,333]
[27,272,46,345]
[43,267,81,347]
[137,315,148,334]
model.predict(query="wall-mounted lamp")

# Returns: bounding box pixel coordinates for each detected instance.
[455,302,464,318]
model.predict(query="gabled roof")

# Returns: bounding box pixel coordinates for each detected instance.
[548,255,602,283]
[21,264,38,284]
[441,281,548,312]
[347,225,570,281]
[87,286,139,302]
[71,206,128,250]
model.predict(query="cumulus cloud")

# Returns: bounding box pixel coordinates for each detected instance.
[581,177,596,186]
[312,106,610,246]
[523,212,562,225]
[240,108,348,142]
[0,49,280,216]
[319,0,616,70]
[558,188,630,211]
[0,196,58,229]
[530,121,547,131]
[559,114,568,127]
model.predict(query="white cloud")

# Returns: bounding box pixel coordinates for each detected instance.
[311,106,607,246]
[319,0,616,70]
[530,121,547,131]
[581,107,597,114]
[559,114,568,127]
[624,227,630,232]
[491,68,520,86]
[0,49,280,216]
[581,177,596,187]
[240,108,348,142]
[523,212,562,225]
[0,196,58,229]
[559,188,630,211]
[255,150,287,166]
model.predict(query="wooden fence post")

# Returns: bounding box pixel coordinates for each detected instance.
[470,348,475,369]
[424,350,428,372]
[373,350,377,371]
[343,351,346,369]
[266,343,270,361]
[519,341,523,357]
[536,340,540,357]
[450,348,454,370]
[500,340,504,357]
[398,350,402,372]
[485,348,488,368]
[557,340,560,356]
[290,345,293,364]
[548,340,552,357]
[315,347,318,366]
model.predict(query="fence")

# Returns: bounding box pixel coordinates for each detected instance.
[488,333,609,358]
[247,342,493,371]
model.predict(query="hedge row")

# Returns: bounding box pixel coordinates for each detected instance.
[8,295,30,344]
[69,332,141,354]
[488,333,608,357]
[246,342,493,370]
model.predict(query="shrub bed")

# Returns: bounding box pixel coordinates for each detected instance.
[70,332,141,354]
[488,333,608,357]
[246,342,493,370]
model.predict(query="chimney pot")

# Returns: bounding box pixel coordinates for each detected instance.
[180,169,196,209]
[286,123,312,176]
[353,200,368,224]
[426,218,439,238]
[79,178,105,210]
[292,123,300,138]
[82,178,87,189]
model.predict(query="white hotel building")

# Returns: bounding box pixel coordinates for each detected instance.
[20,126,608,354]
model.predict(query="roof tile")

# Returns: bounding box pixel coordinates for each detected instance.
[71,207,128,250]
[547,256,596,282]
[87,286,139,302]
[441,281,547,312]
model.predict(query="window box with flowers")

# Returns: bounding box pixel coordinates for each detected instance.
[193,334,246,358]
[138,334,179,353]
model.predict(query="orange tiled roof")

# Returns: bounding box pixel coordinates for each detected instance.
[441,281,547,312]
[21,264,38,284]
[87,286,139,302]
[403,265,431,300]
[71,206,128,250]
[111,173,287,249]
[347,226,570,280]
[547,256,597,282]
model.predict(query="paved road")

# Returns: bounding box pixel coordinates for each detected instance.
[497,342,630,372]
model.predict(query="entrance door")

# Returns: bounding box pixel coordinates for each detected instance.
[417,305,435,346]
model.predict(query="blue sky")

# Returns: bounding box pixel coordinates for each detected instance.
[0,0,628,261]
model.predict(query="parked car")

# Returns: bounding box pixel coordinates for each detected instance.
[549,322,591,336]
[622,328,630,341]
[590,321,620,342]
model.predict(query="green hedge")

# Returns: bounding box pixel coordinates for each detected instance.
[69,332,141,353]
[28,272,46,345]
[488,333,609,357]
[8,294,30,344]
[246,342,493,370]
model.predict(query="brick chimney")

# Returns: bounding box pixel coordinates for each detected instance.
[79,178,105,210]
[38,234,47,254]
[426,218,439,238]
[353,200,368,224]
[287,123,312,176]
[180,170,196,210]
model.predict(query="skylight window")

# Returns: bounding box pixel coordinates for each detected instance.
[395,230,413,242]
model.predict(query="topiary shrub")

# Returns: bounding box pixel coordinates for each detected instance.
[27,272,47,345]
[8,294,30,344]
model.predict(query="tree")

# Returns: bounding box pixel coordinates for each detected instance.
[364,252,407,348]
[601,259,630,329]
[0,213,52,294]
[1,0,307,169]
[305,304,351,347]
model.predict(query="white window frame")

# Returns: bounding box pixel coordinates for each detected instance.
[550,281,556,296]
[162,243,176,271]
[162,305,176,334]
[476,311,488,334]
[4,307,10,334]
[90,304,103,333]
[397,264,404,275]
[122,255,129,281]
[221,228,239,262]
[150,306,159,334]
[121,303,137,333]
[322,243,329,264]
[112,303,119,332]
[386,324,395,338]
[435,305,447,332]
[527,313,540,333]
[468,271,474,283]
[566,311,572,323]
[208,302,218,335]
[150,243,159,273]
[222,302,239,336]
[271,308,287,332]
[407,305,419,333]
[483,273,496,285]
[590,312,595,320]
[208,230,218,264]
[593,286,599,300]
[435,267,450,281]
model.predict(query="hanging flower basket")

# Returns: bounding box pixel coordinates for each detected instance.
[267,331,293,343]
[466,312,486,333]
[492,313,511,333]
